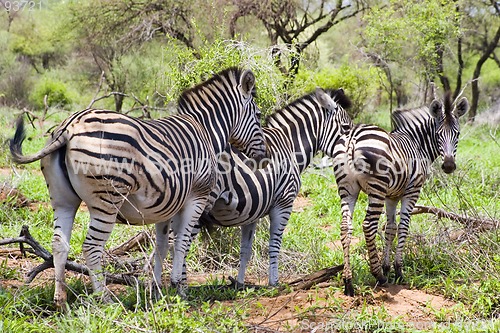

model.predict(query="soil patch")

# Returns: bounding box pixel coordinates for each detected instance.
[238,283,455,332]
[292,195,312,213]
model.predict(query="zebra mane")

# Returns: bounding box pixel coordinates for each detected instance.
[391,106,433,132]
[443,90,454,125]
[392,91,456,132]
[178,67,255,107]
[264,88,351,125]
[328,88,352,110]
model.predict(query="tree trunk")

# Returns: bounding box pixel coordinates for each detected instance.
[115,93,124,113]
[469,25,500,122]
[436,44,451,93]
[453,36,464,100]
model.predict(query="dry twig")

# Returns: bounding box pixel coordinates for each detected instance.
[411,205,499,232]
[0,225,143,287]
[285,264,344,291]
[110,230,152,256]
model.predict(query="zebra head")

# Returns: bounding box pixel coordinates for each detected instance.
[315,87,353,156]
[429,92,469,174]
[229,69,268,163]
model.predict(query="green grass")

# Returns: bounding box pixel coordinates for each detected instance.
[0,284,249,332]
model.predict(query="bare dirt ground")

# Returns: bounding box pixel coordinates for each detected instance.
[237,284,455,332]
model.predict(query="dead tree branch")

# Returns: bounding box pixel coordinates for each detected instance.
[87,71,107,109]
[411,205,499,231]
[284,264,344,291]
[110,230,152,256]
[0,225,143,287]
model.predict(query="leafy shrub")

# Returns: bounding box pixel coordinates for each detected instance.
[293,63,380,118]
[0,62,33,108]
[161,38,288,115]
[30,78,72,109]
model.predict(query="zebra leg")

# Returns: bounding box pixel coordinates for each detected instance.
[53,206,80,309]
[41,153,82,309]
[363,194,388,286]
[236,222,257,287]
[334,158,360,296]
[382,198,398,277]
[268,206,292,286]
[153,220,171,299]
[82,205,121,302]
[394,195,419,283]
[182,220,202,283]
[339,193,358,297]
[170,197,206,297]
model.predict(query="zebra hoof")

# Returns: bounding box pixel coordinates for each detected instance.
[344,278,355,297]
[394,265,404,284]
[377,275,389,286]
[228,276,245,290]
[54,299,69,313]
[171,281,188,299]
[151,284,163,301]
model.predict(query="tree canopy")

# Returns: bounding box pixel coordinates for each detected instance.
[0,0,498,120]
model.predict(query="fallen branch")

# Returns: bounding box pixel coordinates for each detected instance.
[110,230,152,256]
[0,225,143,287]
[411,205,499,231]
[284,264,344,291]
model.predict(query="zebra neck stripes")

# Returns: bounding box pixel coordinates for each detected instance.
[266,89,353,173]
[178,68,265,161]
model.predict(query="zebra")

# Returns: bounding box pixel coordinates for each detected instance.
[172,87,353,287]
[9,68,267,307]
[331,91,469,296]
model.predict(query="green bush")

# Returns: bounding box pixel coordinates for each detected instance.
[293,62,380,118]
[0,62,33,108]
[30,78,72,109]
[161,38,288,115]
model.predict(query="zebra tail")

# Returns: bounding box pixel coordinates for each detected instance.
[10,115,68,164]
[198,212,219,233]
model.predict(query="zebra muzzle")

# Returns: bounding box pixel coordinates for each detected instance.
[441,156,456,174]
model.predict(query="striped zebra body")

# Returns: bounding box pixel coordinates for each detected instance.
[9,68,267,307]
[209,127,298,228]
[181,88,352,286]
[332,92,469,296]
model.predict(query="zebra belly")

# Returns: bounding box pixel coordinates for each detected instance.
[208,168,279,227]
[209,187,274,227]
[118,196,178,225]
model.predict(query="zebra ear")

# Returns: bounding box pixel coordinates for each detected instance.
[454,97,469,118]
[239,70,256,99]
[429,99,443,118]
[315,87,337,113]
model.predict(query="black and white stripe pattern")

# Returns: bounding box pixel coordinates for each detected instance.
[9,68,267,306]
[332,92,469,296]
[178,88,352,286]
